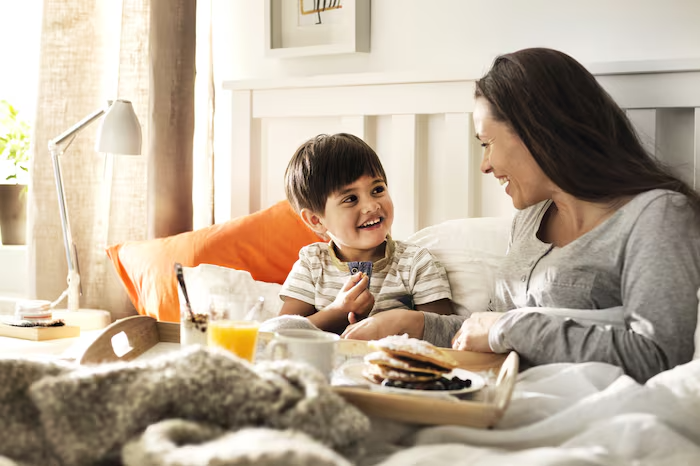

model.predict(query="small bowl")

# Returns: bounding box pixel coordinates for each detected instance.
[15,299,53,322]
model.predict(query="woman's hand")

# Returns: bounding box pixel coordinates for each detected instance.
[341,309,424,341]
[451,312,504,352]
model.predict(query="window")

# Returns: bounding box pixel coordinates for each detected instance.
[0,2,42,300]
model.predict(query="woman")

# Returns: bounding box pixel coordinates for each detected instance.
[342,48,700,383]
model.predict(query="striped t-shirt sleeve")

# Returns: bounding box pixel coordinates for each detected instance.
[409,246,452,306]
[279,248,317,306]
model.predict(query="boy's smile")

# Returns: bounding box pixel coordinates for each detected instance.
[358,217,384,229]
[304,175,394,262]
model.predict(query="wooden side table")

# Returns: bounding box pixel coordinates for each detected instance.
[0,329,104,361]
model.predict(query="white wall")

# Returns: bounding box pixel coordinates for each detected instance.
[0,246,27,303]
[211,0,700,226]
[0,1,43,123]
[213,0,700,82]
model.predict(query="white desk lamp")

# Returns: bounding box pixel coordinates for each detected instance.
[48,99,142,330]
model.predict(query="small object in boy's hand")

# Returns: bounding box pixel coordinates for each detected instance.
[348,261,373,281]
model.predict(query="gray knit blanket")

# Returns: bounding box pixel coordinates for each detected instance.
[0,346,370,466]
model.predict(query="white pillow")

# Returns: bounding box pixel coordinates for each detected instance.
[406,216,513,316]
[181,216,513,322]
[182,264,282,322]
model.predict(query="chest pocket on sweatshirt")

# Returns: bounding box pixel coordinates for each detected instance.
[527,267,597,309]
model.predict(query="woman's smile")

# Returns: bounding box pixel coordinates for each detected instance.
[473,98,553,209]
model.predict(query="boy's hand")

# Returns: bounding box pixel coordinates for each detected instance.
[326,272,374,321]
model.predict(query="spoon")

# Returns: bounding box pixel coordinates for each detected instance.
[174,262,196,322]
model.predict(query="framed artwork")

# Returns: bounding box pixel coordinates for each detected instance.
[264,0,370,58]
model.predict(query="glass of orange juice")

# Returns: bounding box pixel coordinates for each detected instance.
[207,295,264,362]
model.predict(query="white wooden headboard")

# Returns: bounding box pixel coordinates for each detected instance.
[220,62,700,240]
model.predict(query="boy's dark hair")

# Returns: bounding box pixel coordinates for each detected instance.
[284,133,387,215]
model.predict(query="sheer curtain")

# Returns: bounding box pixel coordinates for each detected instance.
[193,0,216,230]
[29,0,196,320]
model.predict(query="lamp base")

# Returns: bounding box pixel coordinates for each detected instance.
[52,308,112,331]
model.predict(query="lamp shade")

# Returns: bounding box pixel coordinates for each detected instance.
[95,99,142,155]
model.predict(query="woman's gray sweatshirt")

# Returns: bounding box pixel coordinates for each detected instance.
[423,189,700,382]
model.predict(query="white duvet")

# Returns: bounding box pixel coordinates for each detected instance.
[364,359,700,466]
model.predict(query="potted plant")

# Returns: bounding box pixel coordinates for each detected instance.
[0,100,31,245]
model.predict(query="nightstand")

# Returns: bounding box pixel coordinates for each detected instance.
[0,329,103,361]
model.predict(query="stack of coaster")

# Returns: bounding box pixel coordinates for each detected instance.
[362,334,470,391]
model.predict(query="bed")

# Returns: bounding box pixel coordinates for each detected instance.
[3,62,699,465]
[217,61,700,232]
[212,62,700,464]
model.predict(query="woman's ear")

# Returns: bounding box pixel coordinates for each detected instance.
[300,208,329,240]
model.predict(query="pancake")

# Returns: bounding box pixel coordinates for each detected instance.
[368,334,458,371]
[362,362,440,383]
[363,351,446,376]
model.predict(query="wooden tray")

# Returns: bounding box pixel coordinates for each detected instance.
[79,315,518,428]
[335,351,518,428]
[78,315,178,364]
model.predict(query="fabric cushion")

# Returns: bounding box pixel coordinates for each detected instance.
[182,264,283,323]
[106,200,320,322]
[406,216,512,316]
[182,216,514,325]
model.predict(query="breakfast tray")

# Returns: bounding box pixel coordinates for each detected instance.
[79,315,519,428]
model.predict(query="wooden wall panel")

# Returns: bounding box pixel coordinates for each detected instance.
[222,68,700,231]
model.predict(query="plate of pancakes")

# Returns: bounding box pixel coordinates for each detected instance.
[339,334,485,397]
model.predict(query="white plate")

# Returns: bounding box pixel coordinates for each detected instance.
[336,362,485,397]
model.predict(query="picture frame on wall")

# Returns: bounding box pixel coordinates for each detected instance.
[264,0,370,58]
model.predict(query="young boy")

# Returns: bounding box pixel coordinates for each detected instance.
[278,133,453,334]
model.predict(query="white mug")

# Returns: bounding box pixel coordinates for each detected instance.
[269,329,339,380]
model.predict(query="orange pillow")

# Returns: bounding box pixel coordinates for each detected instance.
[106,200,320,322]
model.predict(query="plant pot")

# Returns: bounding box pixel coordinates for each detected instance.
[0,184,27,245]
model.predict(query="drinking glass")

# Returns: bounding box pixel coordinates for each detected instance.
[207,295,264,362]
[178,284,209,347]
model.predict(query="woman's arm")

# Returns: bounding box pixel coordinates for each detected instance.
[421,312,468,347]
[497,195,700,382]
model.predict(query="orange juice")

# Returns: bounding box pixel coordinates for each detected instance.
[207,320,260,362]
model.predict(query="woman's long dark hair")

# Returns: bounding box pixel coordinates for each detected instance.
[474,47,700,210]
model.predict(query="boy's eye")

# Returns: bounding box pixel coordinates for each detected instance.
[373,186,385,194]
[342,195,358,204]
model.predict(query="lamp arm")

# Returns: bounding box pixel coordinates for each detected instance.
[49,144,81,311]
[48,105,108,312]
[51,107,106,146]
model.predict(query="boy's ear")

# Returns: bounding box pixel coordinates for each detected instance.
[300,208,329,240]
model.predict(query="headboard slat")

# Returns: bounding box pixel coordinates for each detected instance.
[221,69,700,234]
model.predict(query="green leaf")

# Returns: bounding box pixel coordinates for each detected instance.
[0,99,31,181]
